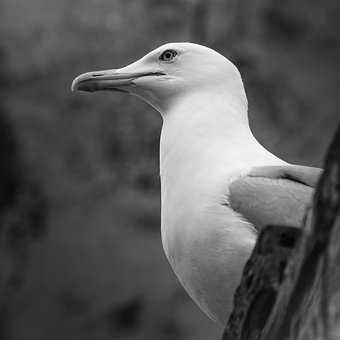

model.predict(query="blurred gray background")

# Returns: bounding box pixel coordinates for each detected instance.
[0,0,339,339]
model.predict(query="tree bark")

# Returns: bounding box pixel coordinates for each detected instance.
[223,125,340,340]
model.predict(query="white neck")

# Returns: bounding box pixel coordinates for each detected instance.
[158,88,284,237]
[160,88,253,179]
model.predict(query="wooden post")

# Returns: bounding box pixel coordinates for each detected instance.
[223,125,340,340]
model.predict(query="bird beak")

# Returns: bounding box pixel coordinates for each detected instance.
[71,67,165,93]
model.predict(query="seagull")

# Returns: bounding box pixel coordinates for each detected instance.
[71,42,322,325]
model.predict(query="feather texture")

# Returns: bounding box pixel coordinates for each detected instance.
[229,165,322,231]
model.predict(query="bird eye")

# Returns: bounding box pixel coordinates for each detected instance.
[159,49,177,62]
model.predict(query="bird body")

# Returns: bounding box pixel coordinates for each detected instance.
[159,88,286,322]
[72,43,322,325]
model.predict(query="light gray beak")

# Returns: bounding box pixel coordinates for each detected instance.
[71,69,164,93]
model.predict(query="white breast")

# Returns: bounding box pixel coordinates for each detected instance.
[158,90,285,324]
[160,164,257,323]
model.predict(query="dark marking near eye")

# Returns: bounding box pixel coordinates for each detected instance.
[159,49,178,62]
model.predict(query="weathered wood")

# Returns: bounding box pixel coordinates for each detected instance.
[223,125,340,340]
[224,225,301,340]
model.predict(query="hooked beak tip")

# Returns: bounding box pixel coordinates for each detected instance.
[71,72,100,93]
[71,80,78,92]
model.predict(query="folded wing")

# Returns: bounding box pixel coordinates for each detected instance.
[229,165,323,232]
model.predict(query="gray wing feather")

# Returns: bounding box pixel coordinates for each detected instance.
[229,165,322,232]
[248,165,323,187]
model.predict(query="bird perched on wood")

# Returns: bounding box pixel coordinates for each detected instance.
[72,43,322,325]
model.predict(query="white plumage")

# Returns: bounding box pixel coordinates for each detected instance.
[72,42,322,325]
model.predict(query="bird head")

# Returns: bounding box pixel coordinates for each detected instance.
[72,42,246,114]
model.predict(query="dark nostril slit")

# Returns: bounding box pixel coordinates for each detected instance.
[92,73,103,77]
